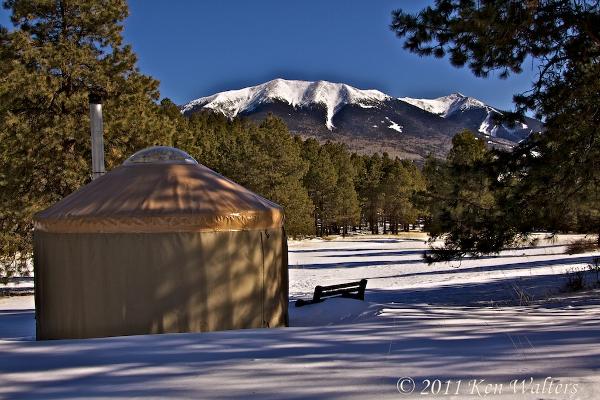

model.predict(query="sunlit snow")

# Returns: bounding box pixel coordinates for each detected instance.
[400,92,533,137]
[385,117,402,133]
[1,235,600,399]
[182,78,390,131]
[399,92,486,117]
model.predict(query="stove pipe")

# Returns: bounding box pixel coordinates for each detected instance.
[89,92,106,180]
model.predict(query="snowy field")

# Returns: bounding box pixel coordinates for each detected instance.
[1,235,600,399]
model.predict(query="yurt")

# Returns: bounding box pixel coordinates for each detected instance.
[33,146,288,340]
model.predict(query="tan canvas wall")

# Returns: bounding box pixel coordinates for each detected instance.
[34,229,287,340]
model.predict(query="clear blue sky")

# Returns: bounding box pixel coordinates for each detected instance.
[1,0,537,111]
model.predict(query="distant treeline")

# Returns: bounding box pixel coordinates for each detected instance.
[166,105,425,237]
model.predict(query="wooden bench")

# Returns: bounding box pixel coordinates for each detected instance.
[295,279,367,307]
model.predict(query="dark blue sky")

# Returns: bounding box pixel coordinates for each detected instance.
[1,1,537,110]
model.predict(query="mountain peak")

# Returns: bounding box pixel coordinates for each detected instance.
[182,78,390,130]
[399,92,488,118]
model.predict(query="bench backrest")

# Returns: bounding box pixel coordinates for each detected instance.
[313,279,367,302]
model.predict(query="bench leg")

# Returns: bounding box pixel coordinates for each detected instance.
[314,286,323,303]
[358,279,367,300]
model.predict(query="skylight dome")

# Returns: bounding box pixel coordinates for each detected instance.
[124,146,198,165]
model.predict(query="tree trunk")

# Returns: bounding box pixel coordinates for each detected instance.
[370,213,378,234]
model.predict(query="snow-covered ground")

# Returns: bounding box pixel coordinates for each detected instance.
[288,235,597,307]
[1,235,599,399]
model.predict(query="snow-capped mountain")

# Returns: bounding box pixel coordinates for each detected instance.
[400,92,486,118]
[400,93,542,142]
[183,79,390,130]
[183,79,542,160]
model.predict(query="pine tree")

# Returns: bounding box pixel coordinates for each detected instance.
[0,0,179,281]
[323,142,360,235]
[381,159,425,234]
[391,0,600,251]
[301,139,338,236]
[355,153,384,234]
[422,130,519,262]
[245,116,314,237]
[186,111,255,179]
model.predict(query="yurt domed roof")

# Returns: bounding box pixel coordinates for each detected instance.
[34,147,283,233]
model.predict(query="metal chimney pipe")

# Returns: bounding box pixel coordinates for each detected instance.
[89,92,106,180]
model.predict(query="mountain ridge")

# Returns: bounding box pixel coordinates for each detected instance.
[182,79,542,160]
[182,78,390,130]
